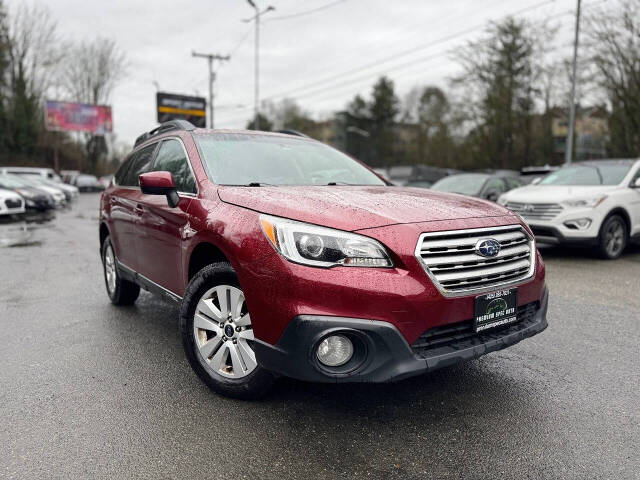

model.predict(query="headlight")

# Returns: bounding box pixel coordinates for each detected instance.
[562,195,607,208]
[497,195,508,206]
[259,214,393,268]
[16,189,34,199]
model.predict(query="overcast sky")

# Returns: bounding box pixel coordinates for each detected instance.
[9,0,585,146]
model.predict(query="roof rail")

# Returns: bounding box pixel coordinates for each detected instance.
[134,120,197,148]
[277,129,309,138]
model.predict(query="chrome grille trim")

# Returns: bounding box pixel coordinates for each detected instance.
[415,225,536,297]
[505,202,563,221]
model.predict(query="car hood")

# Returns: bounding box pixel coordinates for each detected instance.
[217,185,513,231]
[501,184,615,203]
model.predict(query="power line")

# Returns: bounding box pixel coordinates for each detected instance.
[261,0,557,102]
[216,0,604,121]
[265,0,348,22]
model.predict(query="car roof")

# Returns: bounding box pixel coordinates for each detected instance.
[575,159,637,166]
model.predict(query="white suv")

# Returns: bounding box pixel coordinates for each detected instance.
[498,159,640,259]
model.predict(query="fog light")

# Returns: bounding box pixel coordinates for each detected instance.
[564,218,591,230]
[316,334,353,367]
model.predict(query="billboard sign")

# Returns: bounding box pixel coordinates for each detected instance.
[156,92,206,128]
[45,101,113,134]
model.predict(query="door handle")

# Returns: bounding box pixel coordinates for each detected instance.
[134,204,144,215]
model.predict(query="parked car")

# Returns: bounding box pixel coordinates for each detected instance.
[60,170,80,185]
[8,174,66,207]
[0,174,55,211]
[498,159,640,258]
[0,187,25,218]
[0,166,62,183]
[8,173,78,203]
[74,174,102,192]
[98,174,114,190]
[519,165,559,185]
[99,121,548,399]
[431,172,523,201]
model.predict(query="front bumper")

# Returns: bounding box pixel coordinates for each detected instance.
[254,288,549,383]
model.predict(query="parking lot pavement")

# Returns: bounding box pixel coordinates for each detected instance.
[1,193,638,479]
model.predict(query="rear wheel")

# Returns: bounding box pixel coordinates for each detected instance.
[180,262,274,399]
[597,214,627,259]
[101,236,140,305]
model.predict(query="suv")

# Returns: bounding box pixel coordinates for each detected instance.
[498,159,640,259]
[99,121,548,399]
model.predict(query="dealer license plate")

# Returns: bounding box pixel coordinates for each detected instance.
[474,288,518,333]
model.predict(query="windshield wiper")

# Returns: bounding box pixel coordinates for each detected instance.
[326,181,359,185]
[245,182,277,187]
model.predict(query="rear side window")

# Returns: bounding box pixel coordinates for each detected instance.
[152,139,197,193]
[121,144,157,186]
[114,157,133,185]
[484,178,507,193]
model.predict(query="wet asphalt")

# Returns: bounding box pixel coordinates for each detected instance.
[0,193,638,479]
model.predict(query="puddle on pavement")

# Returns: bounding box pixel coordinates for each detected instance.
[0,211,56,248]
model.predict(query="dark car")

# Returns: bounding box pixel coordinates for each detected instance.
[0,174,55,211]
[430,173,523,202]
[99,120,548,399]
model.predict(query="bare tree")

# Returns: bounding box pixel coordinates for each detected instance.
[60,37,126,105]
[59,37,127,169]
[4,2,61,155]
[584,0,640,157]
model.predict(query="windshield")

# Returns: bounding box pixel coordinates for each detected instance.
[430,174,488,195]
[194,133,386,186]
[0,175,30,188]
[540,164,632,185]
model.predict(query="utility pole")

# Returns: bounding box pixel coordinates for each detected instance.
[565,0,582,164]
[244,0,275,130]
[191,52,230,128]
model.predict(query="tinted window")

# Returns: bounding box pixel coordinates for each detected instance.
[504,177,521,189]
[540,164,632,186]
[152,139,196,193]
[431,174,489,196]
[484,178,507,194]
[194,133,385,186]
[121,144,157,186]
[114,157,133,185]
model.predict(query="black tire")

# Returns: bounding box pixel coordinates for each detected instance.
[597,214,628,259]
[101,236,140,305]
[180,262,275,400]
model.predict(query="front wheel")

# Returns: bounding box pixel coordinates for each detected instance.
[597,215,627,259]
[180,262,275,399]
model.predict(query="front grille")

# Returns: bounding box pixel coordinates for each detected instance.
[5,198,22,209]
[412,301,539,358]
[416,225,535,296]
[505,202,563,221]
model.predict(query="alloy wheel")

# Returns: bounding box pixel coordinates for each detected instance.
[193,285,257,379]
[605,219,625,257]
[104,244,117,295]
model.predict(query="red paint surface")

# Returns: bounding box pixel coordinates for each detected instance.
[100,129,547,346]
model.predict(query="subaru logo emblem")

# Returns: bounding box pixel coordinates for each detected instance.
[475,238,501,257]
[522,204,535,213]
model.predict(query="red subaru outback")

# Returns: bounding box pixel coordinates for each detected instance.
[99,121,548,399]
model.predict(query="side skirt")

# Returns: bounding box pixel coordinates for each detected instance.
[116,259,183,303]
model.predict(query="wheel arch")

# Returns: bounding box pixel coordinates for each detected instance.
[99,222,110,249]
[603,207,631,238]
[187,241,230,282]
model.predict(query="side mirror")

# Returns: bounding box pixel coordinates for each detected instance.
[531,177,541,185]
[139,171,179,208]
[633,178,640,188]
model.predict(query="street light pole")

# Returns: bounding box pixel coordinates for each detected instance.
[192,51,230,129]
[565,0,582,164]
[245,1,275,130]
